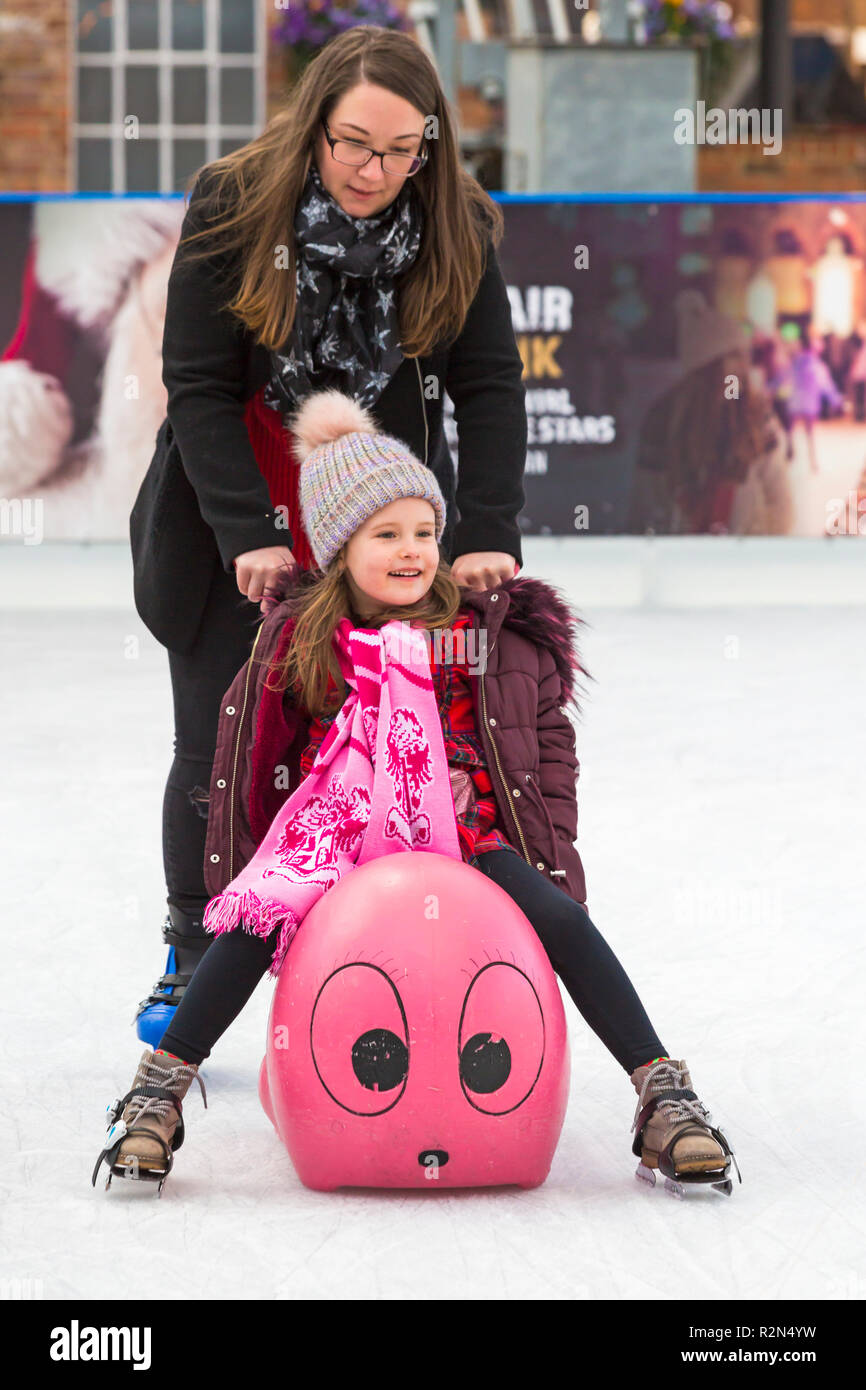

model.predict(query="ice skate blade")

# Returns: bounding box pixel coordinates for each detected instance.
[635,1162,733,1198]
[664,1175,733,1198]
[106,1157,169,1191]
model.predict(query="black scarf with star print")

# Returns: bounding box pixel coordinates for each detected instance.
[262,163,424,416]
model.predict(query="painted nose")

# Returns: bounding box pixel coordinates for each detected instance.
[418,1148,449,1169]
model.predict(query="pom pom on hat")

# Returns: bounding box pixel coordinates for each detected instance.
[287,388,380,464]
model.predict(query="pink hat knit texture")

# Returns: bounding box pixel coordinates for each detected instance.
[289,388,447,571]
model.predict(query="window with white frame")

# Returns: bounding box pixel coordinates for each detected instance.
[74,0,265,192]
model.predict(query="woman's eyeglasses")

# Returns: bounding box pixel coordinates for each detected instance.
[320,118,428,177]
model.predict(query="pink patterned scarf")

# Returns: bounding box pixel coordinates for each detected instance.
[202,617,462,975]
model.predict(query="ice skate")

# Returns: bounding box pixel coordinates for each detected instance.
[92,1047,207,1195]
[629,1057,741,1199]
[134,903,213,1049]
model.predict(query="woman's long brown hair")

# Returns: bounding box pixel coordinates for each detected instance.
[258,551,464,719]
[173,25,504,356]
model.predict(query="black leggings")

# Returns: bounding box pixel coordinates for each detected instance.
[160,849,668,1076]
[162,561,262,918]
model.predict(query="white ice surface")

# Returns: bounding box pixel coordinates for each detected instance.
[1,545,865,1301]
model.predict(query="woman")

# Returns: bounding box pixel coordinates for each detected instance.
[627,291,793,535]
[130,26,527,1043]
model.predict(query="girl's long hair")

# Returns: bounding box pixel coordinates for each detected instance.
[173,25,504,356]
[262,552,464,718]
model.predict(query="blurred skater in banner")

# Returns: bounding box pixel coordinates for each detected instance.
[764,227,812,341]
[788,328,845,474]
[753,332,794,461]
[810,231,863,341]
[713,225,754,324]
[846,323,866,422]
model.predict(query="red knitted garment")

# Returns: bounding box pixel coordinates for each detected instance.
[243,386,316,571]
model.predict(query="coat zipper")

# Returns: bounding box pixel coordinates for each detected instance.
[524,769,567,878]
[415,357,429,467]
[479,664,532,866]
[228,618,267,881]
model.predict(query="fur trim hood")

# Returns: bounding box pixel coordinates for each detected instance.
[460,573,590,712]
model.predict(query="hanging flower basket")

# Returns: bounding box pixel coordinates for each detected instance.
[640,1,738,107]
[270,1,411,87]
[642,0,736,43]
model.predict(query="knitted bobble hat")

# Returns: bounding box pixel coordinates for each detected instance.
[289,388,447,571]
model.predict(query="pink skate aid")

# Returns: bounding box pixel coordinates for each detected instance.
[259,850,570,1191]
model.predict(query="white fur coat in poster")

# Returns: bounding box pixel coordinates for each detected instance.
[0,198,183,538]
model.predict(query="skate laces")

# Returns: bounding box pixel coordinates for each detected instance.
[631,1059,711,1134]
[123,1055,208,1128]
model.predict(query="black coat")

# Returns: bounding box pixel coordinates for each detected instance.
[130,174,528,653]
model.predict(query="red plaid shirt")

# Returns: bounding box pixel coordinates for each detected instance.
[297,611,517,864]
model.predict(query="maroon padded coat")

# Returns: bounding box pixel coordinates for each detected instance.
[203,571,590,908]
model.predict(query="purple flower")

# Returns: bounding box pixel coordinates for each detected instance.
[640,0,735,41]
[271,1,410,55]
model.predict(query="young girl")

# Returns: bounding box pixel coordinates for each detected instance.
[95,392,740,1199]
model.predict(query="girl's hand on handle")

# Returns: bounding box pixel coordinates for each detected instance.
[451,551,518,591]
[233,545,298,614]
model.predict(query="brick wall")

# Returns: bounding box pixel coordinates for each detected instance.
[698,127,866,189]
[0,0,70,192]
[4,0,866,194]
[731,1,866,25]
[0,1,416,192]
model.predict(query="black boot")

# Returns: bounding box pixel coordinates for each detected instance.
[134,903,213,1049]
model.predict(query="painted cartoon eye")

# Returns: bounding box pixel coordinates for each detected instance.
[459,962,545,1115]
[351,1028,408,1092]
[459,1032,511,1093]
[311,964,410,1116]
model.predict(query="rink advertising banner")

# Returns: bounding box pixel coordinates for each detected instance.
[3,194,866,542]
[476,197,866,540]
